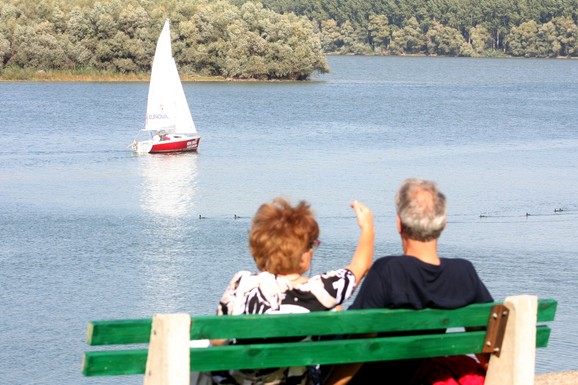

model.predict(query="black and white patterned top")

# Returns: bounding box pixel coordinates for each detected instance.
[212,268,356,385]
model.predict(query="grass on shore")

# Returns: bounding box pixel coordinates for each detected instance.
[0,68,225,82]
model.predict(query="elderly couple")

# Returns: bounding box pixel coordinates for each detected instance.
[208,178,493,385]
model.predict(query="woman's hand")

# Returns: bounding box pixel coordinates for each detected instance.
[351,200,374,232]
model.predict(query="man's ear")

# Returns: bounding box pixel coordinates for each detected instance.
[396,215,403,234]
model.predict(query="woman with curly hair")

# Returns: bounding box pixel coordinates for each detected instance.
[212,197,375,385]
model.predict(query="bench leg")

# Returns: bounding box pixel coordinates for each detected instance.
[485,295,537,385]
[144,313,191,385]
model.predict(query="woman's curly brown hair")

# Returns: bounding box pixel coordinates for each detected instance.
[249,198,319,275]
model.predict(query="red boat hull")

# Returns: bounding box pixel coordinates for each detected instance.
[149,136,200,153]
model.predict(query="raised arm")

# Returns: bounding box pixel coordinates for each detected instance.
[344,200,375,284]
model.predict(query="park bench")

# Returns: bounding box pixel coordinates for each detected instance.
[82,295,556,385]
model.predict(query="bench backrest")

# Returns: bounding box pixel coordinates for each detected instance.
[82,297,556,377]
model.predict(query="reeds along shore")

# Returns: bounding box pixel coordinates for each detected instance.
[0,70,225,82]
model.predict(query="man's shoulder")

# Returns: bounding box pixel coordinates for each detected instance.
[372,255,477,272]
[441,257,476,269]
[372,255,412,270]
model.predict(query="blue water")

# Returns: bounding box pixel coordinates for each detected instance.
[0,56,577,384]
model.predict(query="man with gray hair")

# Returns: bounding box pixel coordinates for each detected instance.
[326,178,493,385]
[395,178,447,243]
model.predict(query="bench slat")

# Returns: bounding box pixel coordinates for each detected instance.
[82,349,148,376]
[537,298,557,322]
[87,299,556,346]
[83,326,552,376]
[87,319,151,345]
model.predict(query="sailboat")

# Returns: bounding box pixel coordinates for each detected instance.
[131,20,201,154]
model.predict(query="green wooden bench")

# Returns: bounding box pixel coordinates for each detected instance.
[82,295,556,385]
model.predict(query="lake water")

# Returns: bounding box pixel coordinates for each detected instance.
[0,56,577,385]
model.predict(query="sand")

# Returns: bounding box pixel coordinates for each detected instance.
[535,371,578,385]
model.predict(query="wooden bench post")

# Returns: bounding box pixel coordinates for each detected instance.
[144,313,191,385]
[485,295,538,385]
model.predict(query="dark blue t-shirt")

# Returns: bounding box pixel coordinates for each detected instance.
[342,255,493,385]
[350,255,493,311]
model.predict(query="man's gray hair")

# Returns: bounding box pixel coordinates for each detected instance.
[395,178,447,242]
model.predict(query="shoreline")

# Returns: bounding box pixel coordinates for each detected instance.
[0,73,311,83]
[0,72,227,83]
[536,371,578,385]
[2,55,575,83]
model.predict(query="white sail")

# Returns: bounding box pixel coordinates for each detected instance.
[145,20,197,134]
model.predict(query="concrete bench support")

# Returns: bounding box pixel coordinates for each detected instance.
[144,313,191,385]
[486,295,538,385]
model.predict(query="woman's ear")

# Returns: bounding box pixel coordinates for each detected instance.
[299,250,312,273]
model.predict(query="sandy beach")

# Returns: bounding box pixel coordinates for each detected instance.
[535,371,578,385]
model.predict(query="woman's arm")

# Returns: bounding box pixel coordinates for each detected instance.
[345,201,375,284]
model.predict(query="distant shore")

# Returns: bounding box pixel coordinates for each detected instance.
[536,371,578,385]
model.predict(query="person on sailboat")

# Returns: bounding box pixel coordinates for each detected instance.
[210,198,375,385]
[152,131,161,143]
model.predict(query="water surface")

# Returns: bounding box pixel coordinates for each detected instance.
[0,56,577,384]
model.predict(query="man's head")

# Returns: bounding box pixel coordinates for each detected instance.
[395,178,447,242]
[249,198,320,275]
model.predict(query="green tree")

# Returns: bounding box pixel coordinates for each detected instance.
[320,19,343,53]
[469,24,492,55]
[426,20,470,55]
[67,7,90,42]
[551,17,578,56]
[536,21,560,57]
[0,33,10,69]
[339,20,372,54]
[479,0,515,50]
[0,3,21,41]
[367,13,390,53]
[9,22,73,69]
[507,20,539,57]
[117,4,151,39]
[389,17,425,54]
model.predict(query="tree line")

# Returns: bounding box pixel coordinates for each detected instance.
[0,0,329,80]
[1,0,576,82]
[253,0,578,56]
